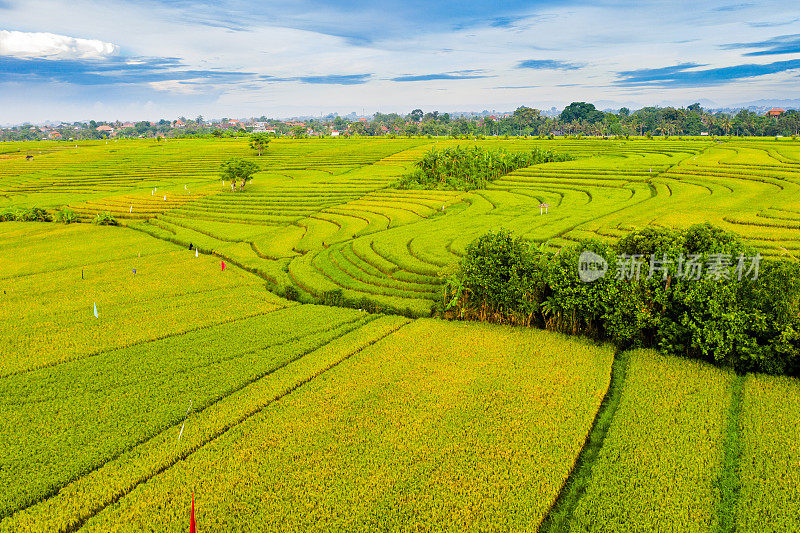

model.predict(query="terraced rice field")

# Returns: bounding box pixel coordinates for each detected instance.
[0,223,614,531]
[7,137,800,314]
[2,137,799,530]
[0,139,800,316]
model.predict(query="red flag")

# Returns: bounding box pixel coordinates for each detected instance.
[190,493,196,533]
[221,260,225,271]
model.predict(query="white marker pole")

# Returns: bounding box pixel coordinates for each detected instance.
[178,400,192,442]
[130,205,132,213]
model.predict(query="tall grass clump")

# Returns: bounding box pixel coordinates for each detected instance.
[55,209,79,224]
[92,211,118,225]
[0,207,51,222]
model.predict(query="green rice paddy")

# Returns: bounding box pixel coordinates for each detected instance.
[1,137,798,531]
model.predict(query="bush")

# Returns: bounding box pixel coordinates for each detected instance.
[55,209,79,224]
[445,224,800,376]
[283,285,299,301]
[444,229,547,325]
[92,211,118,226]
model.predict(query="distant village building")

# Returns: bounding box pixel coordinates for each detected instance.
[767,109,785,117]
[96,125,114,134]
[48,131,63,140]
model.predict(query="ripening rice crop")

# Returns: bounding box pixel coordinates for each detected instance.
[0,222,287,376]
[735,373,800,531]
[74,320,614,531]
[569,349,733,531]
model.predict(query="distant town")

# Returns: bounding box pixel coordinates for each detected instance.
[2,102,798,141]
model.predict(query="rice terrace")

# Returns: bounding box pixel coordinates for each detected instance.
[1,134,799,531]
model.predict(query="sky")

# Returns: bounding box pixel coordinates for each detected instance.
[1,0,800,124]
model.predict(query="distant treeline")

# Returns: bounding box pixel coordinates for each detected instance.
[394,146,574,191]
[4,101,799,141]
[443,225,800,376]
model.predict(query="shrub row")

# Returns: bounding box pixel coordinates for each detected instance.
[444,224,800,376]
[394,145,575,191]
[0,207,82,224]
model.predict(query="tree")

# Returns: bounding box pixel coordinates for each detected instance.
[220,158,259,192]
[512,106,541,128]
[249,133,270,156]
[409,109,423,123]
[560,102,604,124]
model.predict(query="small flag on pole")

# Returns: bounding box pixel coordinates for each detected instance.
[190,493,196,533]
[221,260,225,271]
[93,302,98,318]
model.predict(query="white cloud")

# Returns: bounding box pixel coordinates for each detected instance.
[148,79,204,94]
[0,29,117,59]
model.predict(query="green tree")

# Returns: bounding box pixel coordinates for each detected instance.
[220,158,259,192]
[512,106,542,129]
[560,102,603,124]
[409,109,423,123]
[249,133,270,156]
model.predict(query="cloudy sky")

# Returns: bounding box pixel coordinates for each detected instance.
[1,0,800,123]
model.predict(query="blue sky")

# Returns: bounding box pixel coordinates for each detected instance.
[1,0,799,123]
